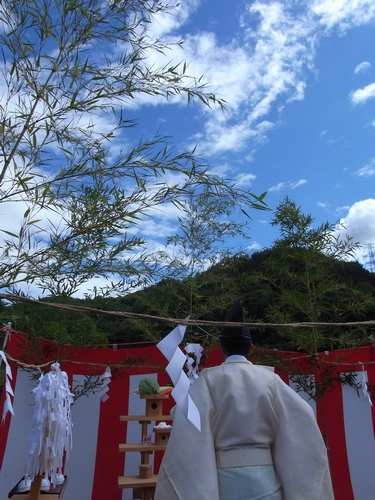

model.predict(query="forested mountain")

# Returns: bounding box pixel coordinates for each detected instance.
[5,247,375,352]
[5,198,375,353]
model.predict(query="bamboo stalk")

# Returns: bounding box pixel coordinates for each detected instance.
[28,475,42,500]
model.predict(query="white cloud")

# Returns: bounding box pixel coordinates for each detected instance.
[350,82,375,105]
[311,0,375,32]
[108,0,375,159]
[334,205,350,216]
[291,179,307,189]
[168,1,375,156]
[129,206,179,239]
[0,201,36,236]
[354,61,371,74]
[336,199,375,245]
[355,158,375,177]
[268,179,307,192]
[235,172,257,187]
[269,181,288,192]
[246,242,263,253]
[333,199,375,264]
[132,1,318,155]
[147,0,202,39]
[0,168,66,242]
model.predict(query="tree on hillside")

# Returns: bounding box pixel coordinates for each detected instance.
[271,196,356,259]
[7,294,109,346]
[154,188,248,278]
[252,197,375,353]
[0,0,267,299]
[242,197,375,405]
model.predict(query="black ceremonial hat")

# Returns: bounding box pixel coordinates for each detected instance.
[219,301,251,340]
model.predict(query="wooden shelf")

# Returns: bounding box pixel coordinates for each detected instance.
[120,415,172,422]
[118,475,158,489]
[10,496,61,500]
[119,443,167,452]
[10,495,61,500]
[118,394,171,498]
[140,394,170,400]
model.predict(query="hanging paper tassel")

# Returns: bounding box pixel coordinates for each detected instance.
[359,362,373,406]
[157,319,201,431]
[97,366,111,402]
[24,362,73,486]
[0,350,14,422]
[184,343,204,381]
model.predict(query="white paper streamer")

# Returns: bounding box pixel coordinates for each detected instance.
[97,366,111,402]
[24,362,73,485]
[1,323,12,350]
[157,319,201,431]
[359,363,372,406]
[184,343,204,381]
[0,350,14,422]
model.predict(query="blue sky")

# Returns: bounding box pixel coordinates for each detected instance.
[123,0,375,268]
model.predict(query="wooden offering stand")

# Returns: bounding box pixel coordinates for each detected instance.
[118,393,172,500]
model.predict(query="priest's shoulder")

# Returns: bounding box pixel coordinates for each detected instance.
[198,363,275,376]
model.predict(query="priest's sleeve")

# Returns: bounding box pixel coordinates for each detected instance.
[271,376,334,500]
[154,374,220,500]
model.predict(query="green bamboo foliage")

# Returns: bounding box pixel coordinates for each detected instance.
[0,0,266,297]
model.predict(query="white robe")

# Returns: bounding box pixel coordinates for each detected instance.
[154,360,334,500]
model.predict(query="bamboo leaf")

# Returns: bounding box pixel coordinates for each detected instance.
[1,229,19,238]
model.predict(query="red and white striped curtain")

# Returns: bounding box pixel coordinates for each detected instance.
[1,331,375,500]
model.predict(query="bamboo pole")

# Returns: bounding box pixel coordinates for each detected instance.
[28,475,42,500]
